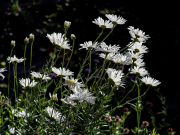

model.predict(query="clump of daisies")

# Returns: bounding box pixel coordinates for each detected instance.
[1,13,163,135]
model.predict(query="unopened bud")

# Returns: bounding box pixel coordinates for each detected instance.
[24,37,29,45]
[64,21,71,28]
[29,33,34,41]
[71,34,76,40]
[11,40,15,48]
[52,94,58,102]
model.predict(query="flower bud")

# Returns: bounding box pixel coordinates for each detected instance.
[52,94,58,102]
[167,128,173,133]
[71,34,76,40]
[29,33,35,41]
[142,121,149,127]
[11,40,15,48]
[24,37,29,45]
[64,21,71,28]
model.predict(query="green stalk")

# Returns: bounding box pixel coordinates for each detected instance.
[13,64,17,108]
[66,39,75,69]
[8,48,13,98]
[29,40,34,77]
[15,63,18,99]
[24,43,27,83]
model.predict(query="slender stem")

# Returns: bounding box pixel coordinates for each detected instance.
[8,48,13,98]
[93,28,104,44]
[62,49,66,68]
[15,63,18,99]
[29,40,34,77]
[13,64,17,108]
[86,49,92,85]
[24,44,27,82]
[120,40,135,54]
[110,86,150,115]
[66,39,75,69]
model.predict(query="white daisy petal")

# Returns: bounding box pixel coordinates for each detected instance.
[105,14,127,25]
[128,26,150,43]
[141,76,161,87]
[92,17,113,28]
[46,33,71,50]
[7,55,25,63]
[52,67,74,77]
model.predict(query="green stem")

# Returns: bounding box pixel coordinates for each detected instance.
[24,44,27,82]
[13,64,17,108]
[93,28,104,44]
[66,39,75,69]
[29,40,34,77]
[8,48,13,98]
[15,63,18,99]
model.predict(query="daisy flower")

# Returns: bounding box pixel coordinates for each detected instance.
[124,51,144,62]
[105,14,127,25]
[92,17,113,29]
[63,76,85,88]
[46,33,71,50]
[128,26,150,43]
[7,55,25,64]
[133,59,145,67]
[52,67,74,77]
[130,66,148,77]
[99,52,116,61]
[44,106,65,123]
[19,78,38,89]
[113,53,132,66]
[0,68,7,80]
[12,109,30,117]
[30,71,51,81]
[106,68,125,88]
[96,42,120,54]
[128,42,148,54]
[141,76,161,87]
[8,125,15,134]
[79,41,98,50]
[61,97,77,107]
[70,87,96,104]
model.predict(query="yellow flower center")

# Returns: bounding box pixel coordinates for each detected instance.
[67,79,75,83]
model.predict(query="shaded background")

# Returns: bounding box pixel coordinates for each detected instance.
[0,0,179,134]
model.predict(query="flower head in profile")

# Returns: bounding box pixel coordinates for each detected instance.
[8,125,15,134]
[52,67,74,77]
[113,53,132,66]
[133,59,145,67]
[92,17,113,29]
[141,76,161,87]
[128,42,148,54]
[19,78,38,89]
[61,97,77,107]
[128,26,150,43]
[30,71,51,81]
[63,76,85,88]
[99,52,116,61]
[130,66,148,77]
[96,42,120,54]
[106,68,125,88]
[46,33,71,50]
[105,14,127,25]
[124,51,144,62]
[0,68,7,80]
[44,106,65,123]
[79,41,98,50]
[12,109,30,117]
[7,55,25,64]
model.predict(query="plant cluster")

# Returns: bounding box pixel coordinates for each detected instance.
[0,13,176,135]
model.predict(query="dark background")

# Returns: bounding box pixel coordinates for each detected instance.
[0,0,179,134]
